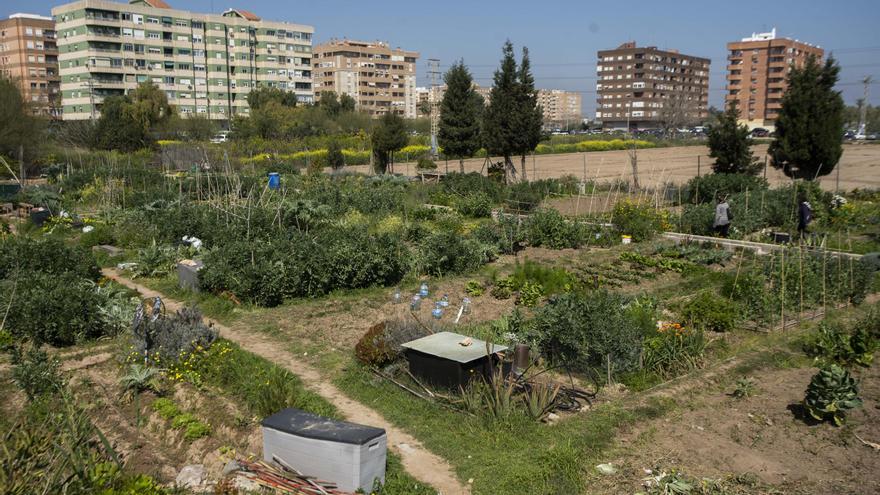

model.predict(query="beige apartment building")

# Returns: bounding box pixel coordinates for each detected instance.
[313,39,418,118]
[52,0,314,120]
[538,89,582,129]
[0,14,61,117]
[416,84,579,128]
[596,41,710,129]
[725,29,823,130]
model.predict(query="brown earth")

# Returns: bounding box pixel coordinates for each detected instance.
[348,143,880,191]
[103,268,470,495]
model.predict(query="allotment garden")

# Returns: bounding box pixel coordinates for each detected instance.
[1,153,879,494]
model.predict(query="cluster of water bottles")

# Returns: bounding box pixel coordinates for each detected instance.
[391,282,471,321]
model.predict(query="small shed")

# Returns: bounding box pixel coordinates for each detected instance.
[261,408,387,493]
[401,331,508,388]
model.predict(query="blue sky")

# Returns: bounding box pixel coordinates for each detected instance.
[5,0,879,114]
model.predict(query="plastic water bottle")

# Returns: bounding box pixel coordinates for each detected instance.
[439,294,449,308]
[462,297,471,315]
[419,282,429,298]
[410,294,422,311]
[392,288,401,304]
[432,302,443,319]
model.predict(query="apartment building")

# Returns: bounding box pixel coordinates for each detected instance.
[313,39,418,118]
[725,29,823,130]
[538,89,582,129]
[0,14,61,117]
[596,41,710,130]
[51,0,314,121]
[415,82,492,118]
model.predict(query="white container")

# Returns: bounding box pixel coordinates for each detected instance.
[621,236,632,245]
[261,408,387,493]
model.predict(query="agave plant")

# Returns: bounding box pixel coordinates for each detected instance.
[522,381,561,421]
[803,365,862,426]
[119,363,162,402]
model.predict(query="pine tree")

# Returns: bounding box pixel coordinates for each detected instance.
[482,41,520,181]
[438,61,483,173]
[769,55,845,179]
[707,100,759,174]
[513,46,543,180]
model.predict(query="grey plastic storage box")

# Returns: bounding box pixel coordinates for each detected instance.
[176,259,203,292]
[261,408,387,493]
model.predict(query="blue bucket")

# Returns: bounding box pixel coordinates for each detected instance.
[268,172,280,190]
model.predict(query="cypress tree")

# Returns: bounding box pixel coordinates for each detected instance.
[438,60,484,173]
[707,100,759,174]
[371,112,407,174]
[769,55,845,179]
[482,41,520,181]
[514,46,543,180]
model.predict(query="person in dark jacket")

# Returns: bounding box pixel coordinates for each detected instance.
[798,194,813,240]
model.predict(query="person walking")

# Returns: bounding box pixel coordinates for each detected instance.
[714,195,732,238]
[798,194,813,241]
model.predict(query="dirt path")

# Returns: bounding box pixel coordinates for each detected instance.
[102,269,468,495]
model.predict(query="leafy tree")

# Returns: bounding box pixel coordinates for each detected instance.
[247,86,298,110]
[769,55,845,179]
[438,60,484,173]
[0,76,45,164]
[127,82,174,134]
[173,114,218,141]
[371,112,407,174]
[318,91,356,116]
[482,41,522,181]
[707,101,759,174]
[513,47,543,180]
[327,139,345,171]
[93,95,148,152]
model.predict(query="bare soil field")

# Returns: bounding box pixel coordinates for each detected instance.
[351,143,880,191]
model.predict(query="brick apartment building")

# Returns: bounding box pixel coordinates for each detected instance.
[725,28,823,130]
[596,41,710,130]
[52,0,314,120]
[0,13,61,117]
[313,39,418,118]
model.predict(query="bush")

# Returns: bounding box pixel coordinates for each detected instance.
[10,344,64,401]
[417,229,495,277]
[79,223,117,248]
[528,291,652,376]
[1,272,110,346]
[804,321,877,368]
[642,322,707,379]
[132,306,218,365]
[355,319,431,367]
[612,200,667,242]
[803,365,862,426]
[524,209,586,249]
[684,173,769,204]
[454,192,493,218]
[0,236,100,281]
[416,157,437,171]
[679,291,739,332]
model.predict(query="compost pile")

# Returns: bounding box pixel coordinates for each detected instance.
[233,458,351,495]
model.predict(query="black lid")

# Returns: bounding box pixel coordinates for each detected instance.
[261,408,386,446]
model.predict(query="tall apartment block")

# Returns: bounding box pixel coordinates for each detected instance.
[0,14,61,117]
[596,42,710,129]
[51,0,314,121]
[538,89,582,129]
[725,29,823,130]
[313,39,418,118]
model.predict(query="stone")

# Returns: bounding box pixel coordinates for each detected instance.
[222,460,241,476]
[176,464,207,489]
[232,476,261,492]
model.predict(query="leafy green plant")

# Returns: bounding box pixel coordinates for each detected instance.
[731,377,756,399]
[150,398,211,441]
[151,398,179,420]
[524,208,586,249]
[611,200,668,242]
[522,381,560,421]
[118,364,162,402]
[680,292,739,333]
[491,277,515,299]
[10,344,64,401]
[642,323,707,379]
[804,321,878,368]
[803,364,862,426]
[516,281,544,308]
[465,280,485,297]
[620,251,691,272]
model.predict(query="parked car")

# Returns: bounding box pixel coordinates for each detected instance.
[210,131,230,144]
[750,128,770,138]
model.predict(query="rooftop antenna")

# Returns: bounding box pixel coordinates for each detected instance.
[428,58,441,159]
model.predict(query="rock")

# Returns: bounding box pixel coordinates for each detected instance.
[596,463,616,475]
[222,460,241,476]
[176,464,207,489]
[545,413,561,423]
[232,476,261,492]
